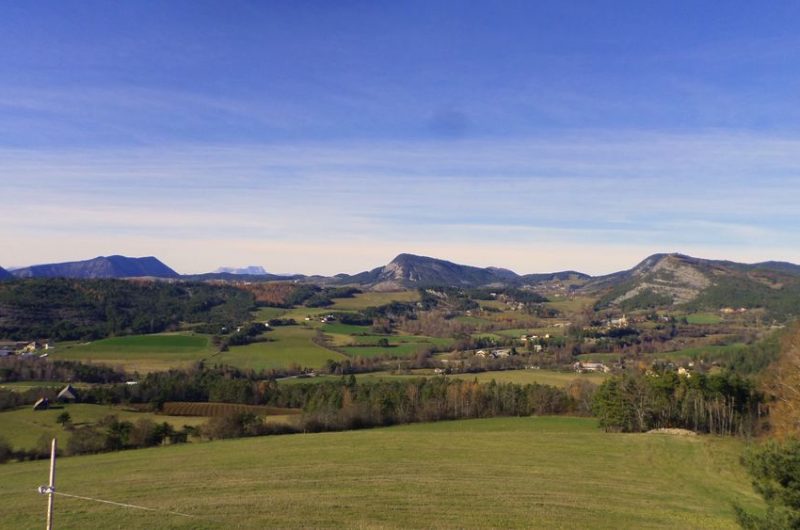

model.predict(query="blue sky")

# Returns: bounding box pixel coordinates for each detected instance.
[2,1,800,274]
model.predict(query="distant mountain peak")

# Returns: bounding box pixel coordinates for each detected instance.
[10,255,179,279]
[213,265,267,275]
[0,266,12,281]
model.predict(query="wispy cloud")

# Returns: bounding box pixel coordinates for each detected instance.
[2,130,799,274]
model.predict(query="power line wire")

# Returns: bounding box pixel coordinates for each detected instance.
[52,491,195,518]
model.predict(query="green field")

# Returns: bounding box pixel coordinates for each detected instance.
[342,344,427,358]
[321,323,374,335]
[686,312,724,325]
[657,343,748,361]
[214,326,346,370]
[51,327,350,373]
[0,417,762,528]
[545,295,596,314]
[0,403,208,451]
[449,369,608,386]
[279,369,607,388]
[252,307,287,320]
[341,335,453,359]
[56,334,214,373]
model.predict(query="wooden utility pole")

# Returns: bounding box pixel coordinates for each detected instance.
[47,437,57,530]
[38,438,57,530]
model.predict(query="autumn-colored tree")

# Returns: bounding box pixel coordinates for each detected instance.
[764,323,800,438]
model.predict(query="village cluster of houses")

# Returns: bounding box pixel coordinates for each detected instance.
[0,340,53,359]
[474,348,513,359]
[303,314,337,323]
[720,307,748,314]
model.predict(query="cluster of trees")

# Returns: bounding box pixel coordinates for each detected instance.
[11,364,587,428]
[201,412,297,439]
[422,286,548,311]
[688,275,800,322]
[736,439,800,528]
[288,376,581,432]
[65,415,191,455]
[0,414,192,463]
[222,322,271,348]
[399,311,473,339]
[0,387,58,412]
[592,370,763,436]
[0,357,125,385]
[0,279,255,340]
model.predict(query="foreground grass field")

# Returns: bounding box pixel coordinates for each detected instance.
[0,417,762,529]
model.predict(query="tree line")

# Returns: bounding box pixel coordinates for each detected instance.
[592,369,764,436]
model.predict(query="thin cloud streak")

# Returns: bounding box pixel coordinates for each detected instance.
[1,131,799,273]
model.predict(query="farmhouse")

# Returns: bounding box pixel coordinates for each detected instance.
[57,384,78,402]
[573,361,610,373]
[608,315,628,328]
[32,397,49,411]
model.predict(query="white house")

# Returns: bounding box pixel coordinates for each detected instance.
[573,361,610,373]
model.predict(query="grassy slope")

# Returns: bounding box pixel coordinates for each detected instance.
[328,290,420,310]
[0,403,208,450]
[0,417,761,529]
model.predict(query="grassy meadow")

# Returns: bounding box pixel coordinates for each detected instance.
[340,334,453,359]
[278,369,607,388]
[448,369,608,386]
[56,334,214,373]
[215,326,347,370]
[0,416,762,529]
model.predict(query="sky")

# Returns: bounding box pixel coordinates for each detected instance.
[2,1,800,275]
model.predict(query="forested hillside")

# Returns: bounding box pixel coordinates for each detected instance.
[0,279,254,340]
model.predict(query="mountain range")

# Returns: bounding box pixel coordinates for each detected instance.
[9,255,179,279]
[6,252,800,316]
[339,253,588,290]
[0,266,12,281]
